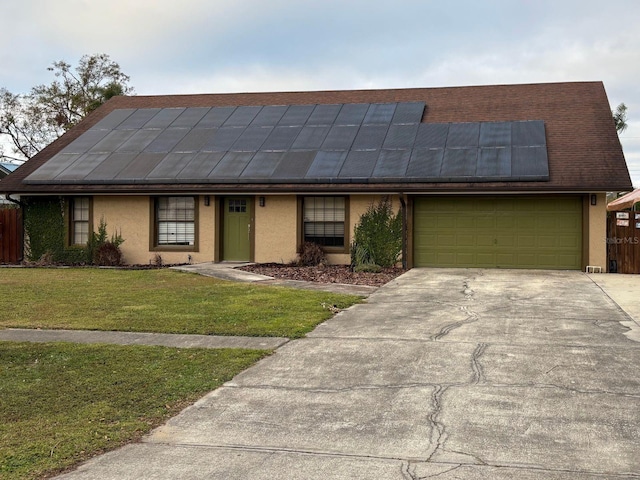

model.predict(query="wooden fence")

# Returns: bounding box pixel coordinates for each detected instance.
[0,208,23,264]
[607,212,640,274]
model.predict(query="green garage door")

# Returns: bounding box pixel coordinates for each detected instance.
[414,196,582,269]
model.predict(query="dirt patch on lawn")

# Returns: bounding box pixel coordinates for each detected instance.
[239,263,405,287]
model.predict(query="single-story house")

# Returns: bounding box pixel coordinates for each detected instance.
[1,162,20,205]
[0,162,18,179]
[0,81,632,270]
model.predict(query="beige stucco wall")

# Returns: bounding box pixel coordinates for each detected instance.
[254,195,298,263]
[587,192,608,272]
[92,195,216,265]
[90,193,604,271]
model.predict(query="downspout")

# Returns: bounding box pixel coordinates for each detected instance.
[399,194,407,270]
[6,194,25,208]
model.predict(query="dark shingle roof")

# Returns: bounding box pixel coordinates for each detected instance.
[1,81,632,194]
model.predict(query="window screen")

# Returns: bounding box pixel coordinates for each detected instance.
[303,196,345,247]
[71,197,90,245]
[156,197,195,246]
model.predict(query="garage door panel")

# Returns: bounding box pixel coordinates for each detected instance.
[414,196,582,269]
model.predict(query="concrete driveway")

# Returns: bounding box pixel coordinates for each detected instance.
[59,269,640,479]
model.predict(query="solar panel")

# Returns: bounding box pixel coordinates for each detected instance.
[306,104,341,126]
[291,126,330,150]
[196,107,236,128]
[406,149,444,178]
[261,126,302,151]
[440,148,478,177]
[335,104,368,125]
[116,152,165,180]
[372,150,411,178]
[177,152,225,180]
[512,120,546,147]
[25,153,83,182]
[305,151,348,178]
[414,123,448,149]
[89,130,135,153]
[477,147,511,177]
[30,103,551,185]
[321,125,358,150]
[363,103,396,124]
[146,153,192,179]
[117,129,162,152]
[170,108,210,128]
[512,146,549,178]
[278,105,315,126]
[85,153,138,180]
[89,109,135,130]
[250,105,288,127]
[383,124,419,149]
[143,128,190,153]
[223,106,262,127]
[173,128,217,153]
[271,151,316,179]
[338,150,378,178]
[203,127,244,151]
[479,122,511,147]
[352,125,389,150]
[145,108,186,129]
[231,126,272,151]
[60,129,111,154]
[446,123,480,148]
[241,151,286,178]
[117,109,161,129]
[208,151,255,178]
[55,153,110,181]
[391,102,424,124]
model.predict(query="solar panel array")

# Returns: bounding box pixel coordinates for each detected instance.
[25,102,549,184]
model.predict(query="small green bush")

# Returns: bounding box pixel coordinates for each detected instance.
[351,197,402,269]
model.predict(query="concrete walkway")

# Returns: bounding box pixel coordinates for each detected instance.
[56,268,640,479]
[0,328,288,350]
[171,262,379,297]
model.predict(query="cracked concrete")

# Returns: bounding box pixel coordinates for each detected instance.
[56,268,640,479]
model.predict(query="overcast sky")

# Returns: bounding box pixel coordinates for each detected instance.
[2,0,639,187]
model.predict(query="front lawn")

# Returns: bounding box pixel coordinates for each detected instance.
[0,341,269,479]
[0,268,361,338]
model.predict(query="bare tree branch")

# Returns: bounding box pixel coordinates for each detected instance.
[0,54,133,160]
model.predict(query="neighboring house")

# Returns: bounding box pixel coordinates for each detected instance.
[0,162,19,205]
[0,82,632,270]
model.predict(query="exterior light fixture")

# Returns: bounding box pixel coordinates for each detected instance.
[259,196,266,207]
[204,195,210,206]
[590,194,597,206]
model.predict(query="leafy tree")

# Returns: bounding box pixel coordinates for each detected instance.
[0,54,133,161]
[613,102,628,134]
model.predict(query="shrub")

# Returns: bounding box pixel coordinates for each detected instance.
[94,242,123,266]
[351,197,402,269]
[87,217,124,266]
[298,241,326,266]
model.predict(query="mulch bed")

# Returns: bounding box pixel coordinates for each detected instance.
[239,263,405,287]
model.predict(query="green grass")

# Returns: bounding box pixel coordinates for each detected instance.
[0,341,270,480]
[0,268,361,338]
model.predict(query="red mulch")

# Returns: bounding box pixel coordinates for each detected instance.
[238,263,405,287]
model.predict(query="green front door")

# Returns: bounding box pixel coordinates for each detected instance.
[413,196,582,269]
[223,197,252,261]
